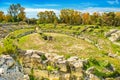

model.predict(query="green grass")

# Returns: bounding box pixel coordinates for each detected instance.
[1,24,120,78]
[0,45,5,54]
[7,28,34,38]
[17,33,101,58]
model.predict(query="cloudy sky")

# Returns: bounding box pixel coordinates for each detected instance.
[0,0,120,18]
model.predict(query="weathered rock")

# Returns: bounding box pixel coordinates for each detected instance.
[109,32,120,42]
[86,67,96,74]
[67,56,85,73]
[115,77,120,80]
[59,73,71,80]
[0,55,29,80]
[88,74,100,80]
[85,67,101,80]
[0,58,5,66]
[67,56,79,62]
[18,49,119,80]
[56,60,67,72]
[105,29,118,37]
[105,29,120,42]
[31,53,40,59]
[23,50,43,69]
[25,50,33,56]
[24,74,30,80]
[108,53,117,58]
[23,68,31,74]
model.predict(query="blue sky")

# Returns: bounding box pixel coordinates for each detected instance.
[0,0,120,18]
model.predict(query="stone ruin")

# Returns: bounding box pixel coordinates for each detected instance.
[0,55,29,80]
[105,29,120,42]
[18,50,102,80]
[0,50,120,80]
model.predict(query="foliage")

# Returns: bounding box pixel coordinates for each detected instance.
[29,68,38,80]
[65,54,71,59]
[3,38,18,54]
[0,5,120,26]
[37,11,58,24]
[0,45,5,54]
[47,65,55,72]
[41,55,47,61]
[60,9,82,25]
[8,4,26,22]
[0,11,4,22]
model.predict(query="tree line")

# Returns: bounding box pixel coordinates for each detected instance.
[0,4,120,26]
[0,4,26,22]
[37,9,120,26]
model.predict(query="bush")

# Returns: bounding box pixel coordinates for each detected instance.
[65,54,71,59]
[84,57,100,70]
[0,45,5,54]
[42,35,48,40]
[41,55,47,61]
[71,26,81,30]
[3,38,18,54]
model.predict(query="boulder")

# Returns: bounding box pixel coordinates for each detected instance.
[31,53,40,59]
[105,29,120,42]
[88,74,100,80]
[86,67,96,74]
[105,29,118,37]
[67,57,85,72]
[0,55,29,80]
[56,60,67,72]
[108,53,117,58]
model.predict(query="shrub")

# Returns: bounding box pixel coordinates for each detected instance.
[3,38,18,54]
[42,35,48,40]
[93,68,106,78]
[84,57,100,70]
[41,55,47,61]
[0,45,5,54]
[65,54,71,59]
[71,26,81,30]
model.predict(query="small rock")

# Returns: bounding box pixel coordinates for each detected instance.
[86,67,96,74]
[89,74,100,80]
[24,74,30,80]
[25,50,33,56]
[5,59,15,68]
[0,58,5,66]
[31,53,40,59]
[0,68,4,74]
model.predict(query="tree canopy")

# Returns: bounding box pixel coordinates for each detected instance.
[0,4,120,26]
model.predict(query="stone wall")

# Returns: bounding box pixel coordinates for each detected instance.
[0,55,29,80]
[105,29,120,42]
[20,50,101,80]
[1,50,120,80]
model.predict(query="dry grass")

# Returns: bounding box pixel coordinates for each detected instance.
[17,33,100,58]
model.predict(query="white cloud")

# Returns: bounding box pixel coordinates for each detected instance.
[25,7,120,18]
[107,0,119,5]
[1,7,120,18]
[33,4,60,7]
[25,8,60,18]
[79,7,120,14]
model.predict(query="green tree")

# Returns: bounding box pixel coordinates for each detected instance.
[8,4,26,22]
[82,12,91,25]
[60,9,82,25]
[17,7,26,21]
[114,12,120,26]
[0,11,4,22]
[4,14,12,22]
[102,12,115,26]
[91,12,100,25]
[37,11,57,24]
